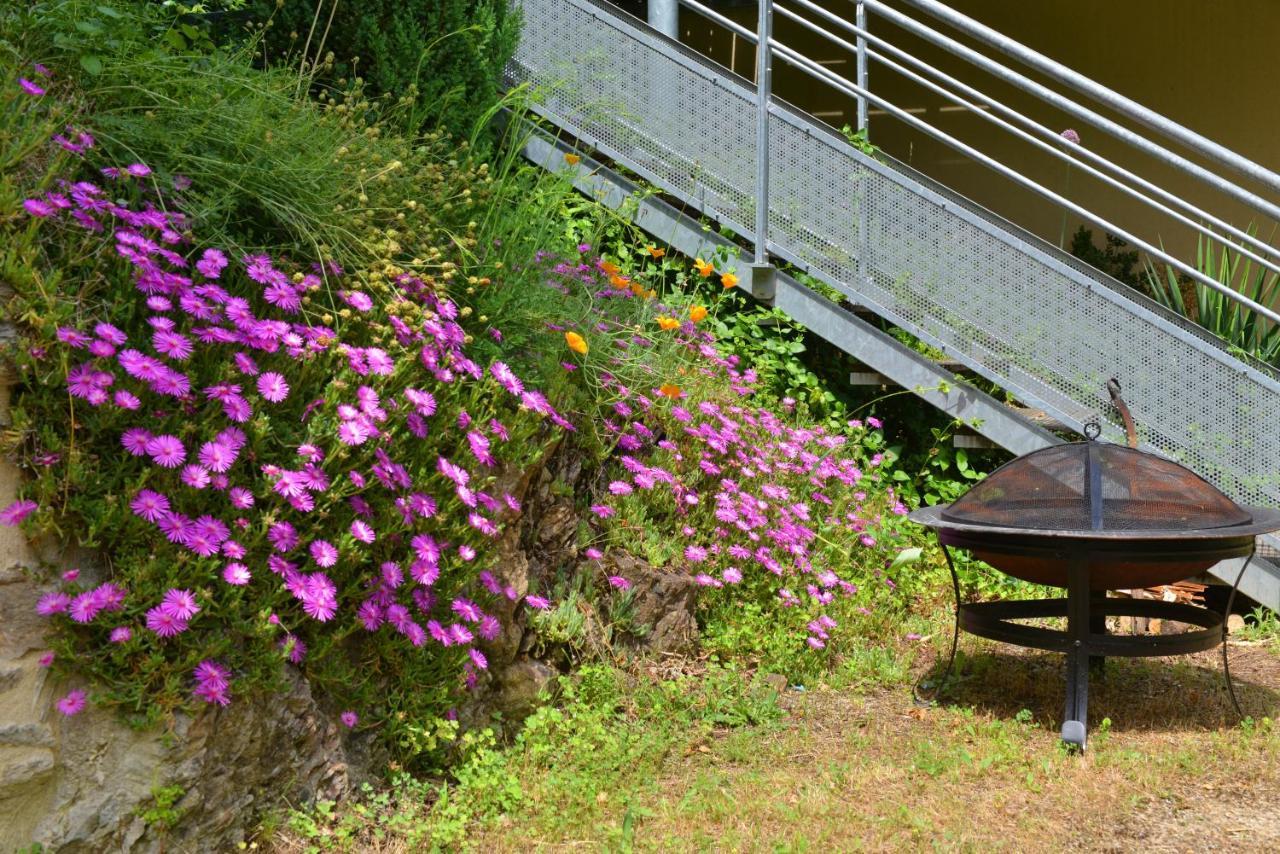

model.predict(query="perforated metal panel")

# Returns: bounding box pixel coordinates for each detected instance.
[507,0,1280,509]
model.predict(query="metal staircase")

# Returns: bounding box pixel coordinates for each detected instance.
[505,0,1280,608]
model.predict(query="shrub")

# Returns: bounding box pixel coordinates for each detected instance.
[256,0,521,142]
[2,70,574,760]
[497,248,921,657]
[6,0,502,263]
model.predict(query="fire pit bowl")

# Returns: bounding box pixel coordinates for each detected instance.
[909,381,1280,751]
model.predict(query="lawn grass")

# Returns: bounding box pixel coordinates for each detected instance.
[266,606,1280,853]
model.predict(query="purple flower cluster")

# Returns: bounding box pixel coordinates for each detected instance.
[192,660,231,705]
[543,252,898,650]
[21,115,574,721]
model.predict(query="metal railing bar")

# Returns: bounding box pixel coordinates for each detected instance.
[854,2,868,135]
[677,0,758,43]
[776,2,1280,278]
[850,0,1280,226]
[754,0,773,264]
[888,0,1280,197]
[857,58,1280,282]
[779,0,1280,267]
[767,38,1280,329]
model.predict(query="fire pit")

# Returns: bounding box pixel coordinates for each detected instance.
[910,380,1280,750]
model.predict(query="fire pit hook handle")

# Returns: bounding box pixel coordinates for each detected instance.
[1107,377,1138,449]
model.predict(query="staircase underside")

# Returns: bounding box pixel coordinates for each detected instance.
[507,0,1280,610]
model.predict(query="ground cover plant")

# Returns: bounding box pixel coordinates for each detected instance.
[271,634,1280,851]
[1,42,934,773]
[4,73,582,746]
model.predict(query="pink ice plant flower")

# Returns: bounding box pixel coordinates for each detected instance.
[57,690,87,716]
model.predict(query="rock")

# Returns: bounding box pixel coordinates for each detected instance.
[1228,613,1246,633]
[535,502,577,555]
[494,659,559,720]
[0,453,374,852]
[605,552,699,655]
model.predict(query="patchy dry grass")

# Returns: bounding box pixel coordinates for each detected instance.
[618,642,1280,853]
[268,630,1280,853]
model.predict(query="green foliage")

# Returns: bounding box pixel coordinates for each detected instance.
[1143,230,1280,364]
[1235,605,1280,646]
[708,297,854,431]
[280,663,782,849]
[893,420,983,508]
[1068,226,1140,289]
[256,0,520,142]
[8,0,501,263]
[0,32,561,762]
[839,123,878,158]
[137,784,186,831]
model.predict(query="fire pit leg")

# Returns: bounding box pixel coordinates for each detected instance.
[913,545,963,705]
[1088,589,1108,674]
[1221,552,1255,719]
[1061,558,1090,751]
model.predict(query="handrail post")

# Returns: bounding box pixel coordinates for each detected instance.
[750,0,777,301]
[648,0,678,39]
[855,1,870,287]
[855,2,868,137]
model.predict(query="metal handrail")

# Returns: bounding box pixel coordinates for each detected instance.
[784,0,1280,268]
[772,2,1280,282]
[765,35,1280,329]
[679,0,756,42]
[669,0,1280,330]
[890,0,1280,197]
[858,0,1280,225]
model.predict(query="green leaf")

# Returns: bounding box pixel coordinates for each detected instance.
[75,19,104,35]
[78,54,104,75]
[96,4,123,17]
[888,547,923,571]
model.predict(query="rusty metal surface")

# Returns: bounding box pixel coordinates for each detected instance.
[935,442,1256,533]
[911,503,1280,541]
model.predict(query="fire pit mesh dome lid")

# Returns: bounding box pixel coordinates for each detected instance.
[938,442,1253,532]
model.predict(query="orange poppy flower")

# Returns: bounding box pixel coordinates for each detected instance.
[689,305,708,323]
[599,260,620,276]
[659,383,682,399]
[721,271,739,289]
[694,257,714,277]
[647,245,666,259]
[565,331,588,354]
[629,281,646,297]
[609,274,631,290]
[656,315,681,331]
[644,289,657,300]
[564,153,581,166]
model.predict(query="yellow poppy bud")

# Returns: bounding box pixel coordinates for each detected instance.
[565,331,589,354]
